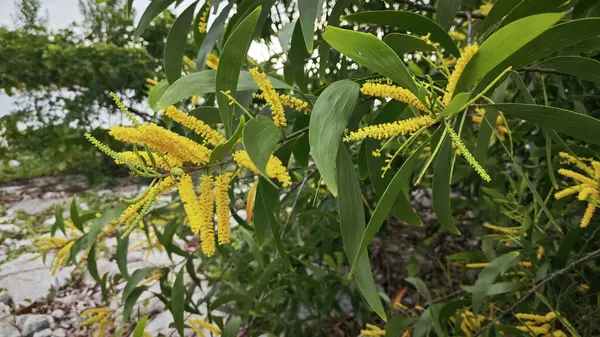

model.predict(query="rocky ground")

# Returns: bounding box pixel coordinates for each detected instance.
[0,175,209,337]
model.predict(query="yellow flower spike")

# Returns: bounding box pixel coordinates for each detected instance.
[558,168,597,187]
[537,246,544,260]
[483,222,520,235]
[215,173,233,245]
[581,202,596,228]
[177,174,203,235]
[164,106,225,146]
[110,123,211,165]
[443,43,479,106]
[116,151,182,170]
[120,177,175,228]
[519,261,532,268]
[85,133,147,171]
[278,93,309,113]
[447,125,491,182]
[558,152,595,177]
[188,318,222,336]
[448,31,466,41]
[233,150,292,188]
[554,184,584,200]
[465,262,489,268]
[110,92,141,126]
[199,175,216,257]
[517,324,551,335]
[206,52,219,70]
[250,67,287,127]
[146,78,159,87]
[361,323,386,336]
[401,330,411,337]
[344,116,436,142]
[198,2,210,34]
[51,240,74,276]
[360,82,427,111]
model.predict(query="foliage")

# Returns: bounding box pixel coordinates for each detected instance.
[28,0,600,336]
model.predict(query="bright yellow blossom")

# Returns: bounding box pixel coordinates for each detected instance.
[555,154,599,227]
[188,318,222,336]
[206,53,219,70]
[199,175,216,256]
[116,151,183,170]
[255,92,309,113]
[233,150,292,188]
[472,108,509,139]
[198,2,210,34]
[250,67,287,127]
[215,173,232,245]
[360,82,427,111]
[459,310,486,337]
[361,323,386,336]
[483,222,520,235]
[448,31,466,41]
[78,307,113,337]
[443,44,479,105]
[110,123,211,165]
[164,106,225,146]
[177,174,203,234]
[120,177,175,228]
[344,116,436,142]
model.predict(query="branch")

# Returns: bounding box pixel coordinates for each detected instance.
[396,0,487,20]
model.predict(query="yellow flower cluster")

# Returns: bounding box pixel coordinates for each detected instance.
[459,310,485,337]
[146,78,159,87]
[472,108,509,139]
[198,1,210,33]
[199,175,216,256]
[447,125,491,182]
[448,31,466,41]
[443,43,479,105]
[164,106,225,146]
[515,312,566,337]
[360,82,427,111]
[250,67,287,127]
[344,116,436,142]
[120,177,175,229]
[254,92,309,114]
[78,308,113,337]
[188,318,222,336]
[177,174,203,234]
[206,53,219,70]
[233,150,292,188]
[360,323,386,336]
[554,152,600,228]
[420,32,440,48]
[110,92,140,126]
[85,133,147,171]
[116,151,182,170]
[215,173,232,245]
[34,237,75,276]
[110,123,211,165]
[483,222,520,235]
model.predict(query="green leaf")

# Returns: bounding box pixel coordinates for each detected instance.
[386,317,415,337]
[298,0,321,52]
[336,146,386,321]
[243,115,280,179]
[322,26,418,94]
[70,196,83,231]
[534,56,600,85]
[222,318,242,337]
[171,267,185,337]
[195,2,233,69]
[454,13,564,97]
[471,251,520,314]
[116,233,129,280]
[189,106,222,124]
[147,80,169,111]
[440,92,470,118]
[52,204,65,236]
[216,6,261,136]
[405,278,445,337]
[158,70,290,109]
[309,80,360,196]
[350,130,438,276]
[383,33,435,57]
[462,281,524,296]
[210,116,245,163]
[433,134,461,234]
[278,20,296,54]
[132,315,149,337]
[122,267,156,304]
[500,0,567,28]
[473,18,600,96]
[255,177,293,270]
[478,0,522,36]
[87,243,101,283]
[126,0,134,18]
[484,103,600,146]
[290,21,309,92]
[123,286,146,322]
[134,0,175,38]
[164,1,198,84]
[436,0,462,30]
[342,11,460,57]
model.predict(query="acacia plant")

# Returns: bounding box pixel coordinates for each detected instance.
[38,0,600,336]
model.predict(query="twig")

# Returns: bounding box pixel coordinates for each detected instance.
[396,0,487,20]
[473,247,600,336]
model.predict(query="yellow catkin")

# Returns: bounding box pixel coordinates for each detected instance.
[448,31,466,41]
[483,222,520,235]
[361,323,386,336]
[215,173,232,245]
[401,331,411,337]
[198,2,210,33]
[554,184,584,200]
[558,152,595,177]
[515,312,556,324]
[558,169,597,188]
[517,324,551,335]
[120,177,175,227]
[447,125,491,182]
[164,106,225,146]
[593,161,600,180]
[360,82,427,111]
[472,108,509,139]
[199,175,216,256]
[232,150,292,188]
[581,202,596,228]
[443,43,479,105]
[110,123,210,165]
[206,53,219,70]
[344,116,436,142]
[146,78,159,87]
[465,262,489,268]
[255,93,310,113]
[177,174,203,234]
[117,151,183,170]
[188,318,221,335]
[519,261,532,268]
[51,241,75,276]
[537,246,544,260]
[250,67,287,127]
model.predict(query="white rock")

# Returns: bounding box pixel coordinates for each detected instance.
[52,328,66,337]
[0,303,12,322]
[0,322,20,337]
[17,314,50,336]
[0,291,14,308]
[50,310,64,320]
[0,225,23,235]
[33,328,53,337]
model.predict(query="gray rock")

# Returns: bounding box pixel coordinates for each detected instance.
[50,310,64,320]
[52,328,66,337]
[17,314,50,336]
[0,303,12,322]
[32,329,52,337]
[0,291,14,308]
[0,322,20,337]
[0,225,23,234]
